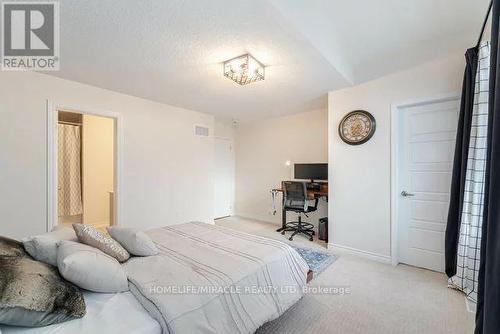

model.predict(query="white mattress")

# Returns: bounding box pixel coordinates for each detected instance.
[0,291,161,334]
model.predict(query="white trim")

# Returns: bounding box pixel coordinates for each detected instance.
[46,101,57,233]
[390,92,460,266]
[327,243,392,264]
[46,101,123,232]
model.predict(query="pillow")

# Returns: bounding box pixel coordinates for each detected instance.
[107,227,158,256]
[0,236,27,257]
[22,227,78,266]
[57,241,129,293]
[72,224,130,262]
[0,236,85,327]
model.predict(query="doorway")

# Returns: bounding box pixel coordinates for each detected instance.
[214,137,235,219]
[392,94,460,272]
[48,105,120,232]
[57,111,84,226]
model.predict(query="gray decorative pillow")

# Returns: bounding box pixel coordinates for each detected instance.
[107,227,158,256]
[57,241,129,293]
[72,224,130,262]
[22,227,78,266]
[0,236,86,327]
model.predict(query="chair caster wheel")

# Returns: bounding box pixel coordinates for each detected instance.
[281,231,285,235]
[289,237,293,241]
[309,237,313,241]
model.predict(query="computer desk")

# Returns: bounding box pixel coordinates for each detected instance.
[271,182,328,232]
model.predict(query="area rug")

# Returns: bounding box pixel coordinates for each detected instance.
[289,245,337,277]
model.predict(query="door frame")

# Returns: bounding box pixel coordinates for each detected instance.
[390,92,460,266]
[46,100,123,232]
[213,136,235,219]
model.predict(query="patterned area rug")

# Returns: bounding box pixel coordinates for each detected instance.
[289,245,337,277]
[256,246,337,333]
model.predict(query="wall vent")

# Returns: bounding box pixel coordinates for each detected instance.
[194,125,209,137]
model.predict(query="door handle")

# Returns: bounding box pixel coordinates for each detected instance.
[401,191,415,197]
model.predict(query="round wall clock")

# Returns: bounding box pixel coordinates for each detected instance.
[338,110,376,145]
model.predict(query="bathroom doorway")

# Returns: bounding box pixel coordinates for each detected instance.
[56,110,116,232]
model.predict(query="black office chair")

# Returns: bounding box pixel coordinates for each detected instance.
[281,181,318,241]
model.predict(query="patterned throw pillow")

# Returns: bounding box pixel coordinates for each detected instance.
[72,224,130,262]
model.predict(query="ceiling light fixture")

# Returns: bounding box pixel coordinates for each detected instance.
[223,53,265,85]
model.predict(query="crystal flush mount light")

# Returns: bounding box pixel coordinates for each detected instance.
[223,53,265,85]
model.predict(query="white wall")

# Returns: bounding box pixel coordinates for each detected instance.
[81,114,114,227]
[235,109,328,227]
[214,117,235,140]
[328,53,465,260]
[0,71,214,240]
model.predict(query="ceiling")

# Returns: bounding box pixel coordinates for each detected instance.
[50,0,490,121]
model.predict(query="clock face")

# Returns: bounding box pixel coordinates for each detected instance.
[339,110,376,145]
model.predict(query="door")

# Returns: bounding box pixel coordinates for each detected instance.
[214,138,234,219]
[397,97,459,272]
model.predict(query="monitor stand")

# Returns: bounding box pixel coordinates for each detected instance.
[307,180,321,190]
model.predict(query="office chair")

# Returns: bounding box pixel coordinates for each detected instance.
[281,181,318,241]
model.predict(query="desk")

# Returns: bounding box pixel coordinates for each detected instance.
[271,182,328,232]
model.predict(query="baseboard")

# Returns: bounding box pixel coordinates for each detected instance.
[214,216,231,220]
[465,297,477,313]
[327,243,392,264]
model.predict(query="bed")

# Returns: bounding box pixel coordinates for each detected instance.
[0,292,161,334]
[1,222,309,334]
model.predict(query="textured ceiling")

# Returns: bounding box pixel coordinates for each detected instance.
[271,0,491,83]
[48,0,490,121]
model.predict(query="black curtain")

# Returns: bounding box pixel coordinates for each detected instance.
[476,0,500,333]
[444,47,478,278]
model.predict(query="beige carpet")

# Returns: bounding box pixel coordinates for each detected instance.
[216,216,475,334]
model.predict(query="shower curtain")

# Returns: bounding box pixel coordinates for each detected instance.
[58,123,83,216]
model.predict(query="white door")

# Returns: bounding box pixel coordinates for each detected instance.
[214,138,234,219]
[397,98,459,272]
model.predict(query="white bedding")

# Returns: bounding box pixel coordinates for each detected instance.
[1,223,307,334]
[0,292,161,334]
[125,222,309,334]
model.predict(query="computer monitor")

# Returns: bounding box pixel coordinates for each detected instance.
[294,163,328,182]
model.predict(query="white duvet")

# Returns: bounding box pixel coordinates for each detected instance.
[0,222,308,334]
[0,292,161,334]
[125,222,309,334]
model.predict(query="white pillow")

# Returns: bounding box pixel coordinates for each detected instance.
[57,241,129,293]
[22,226,78,266]
[107,227,158,256]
